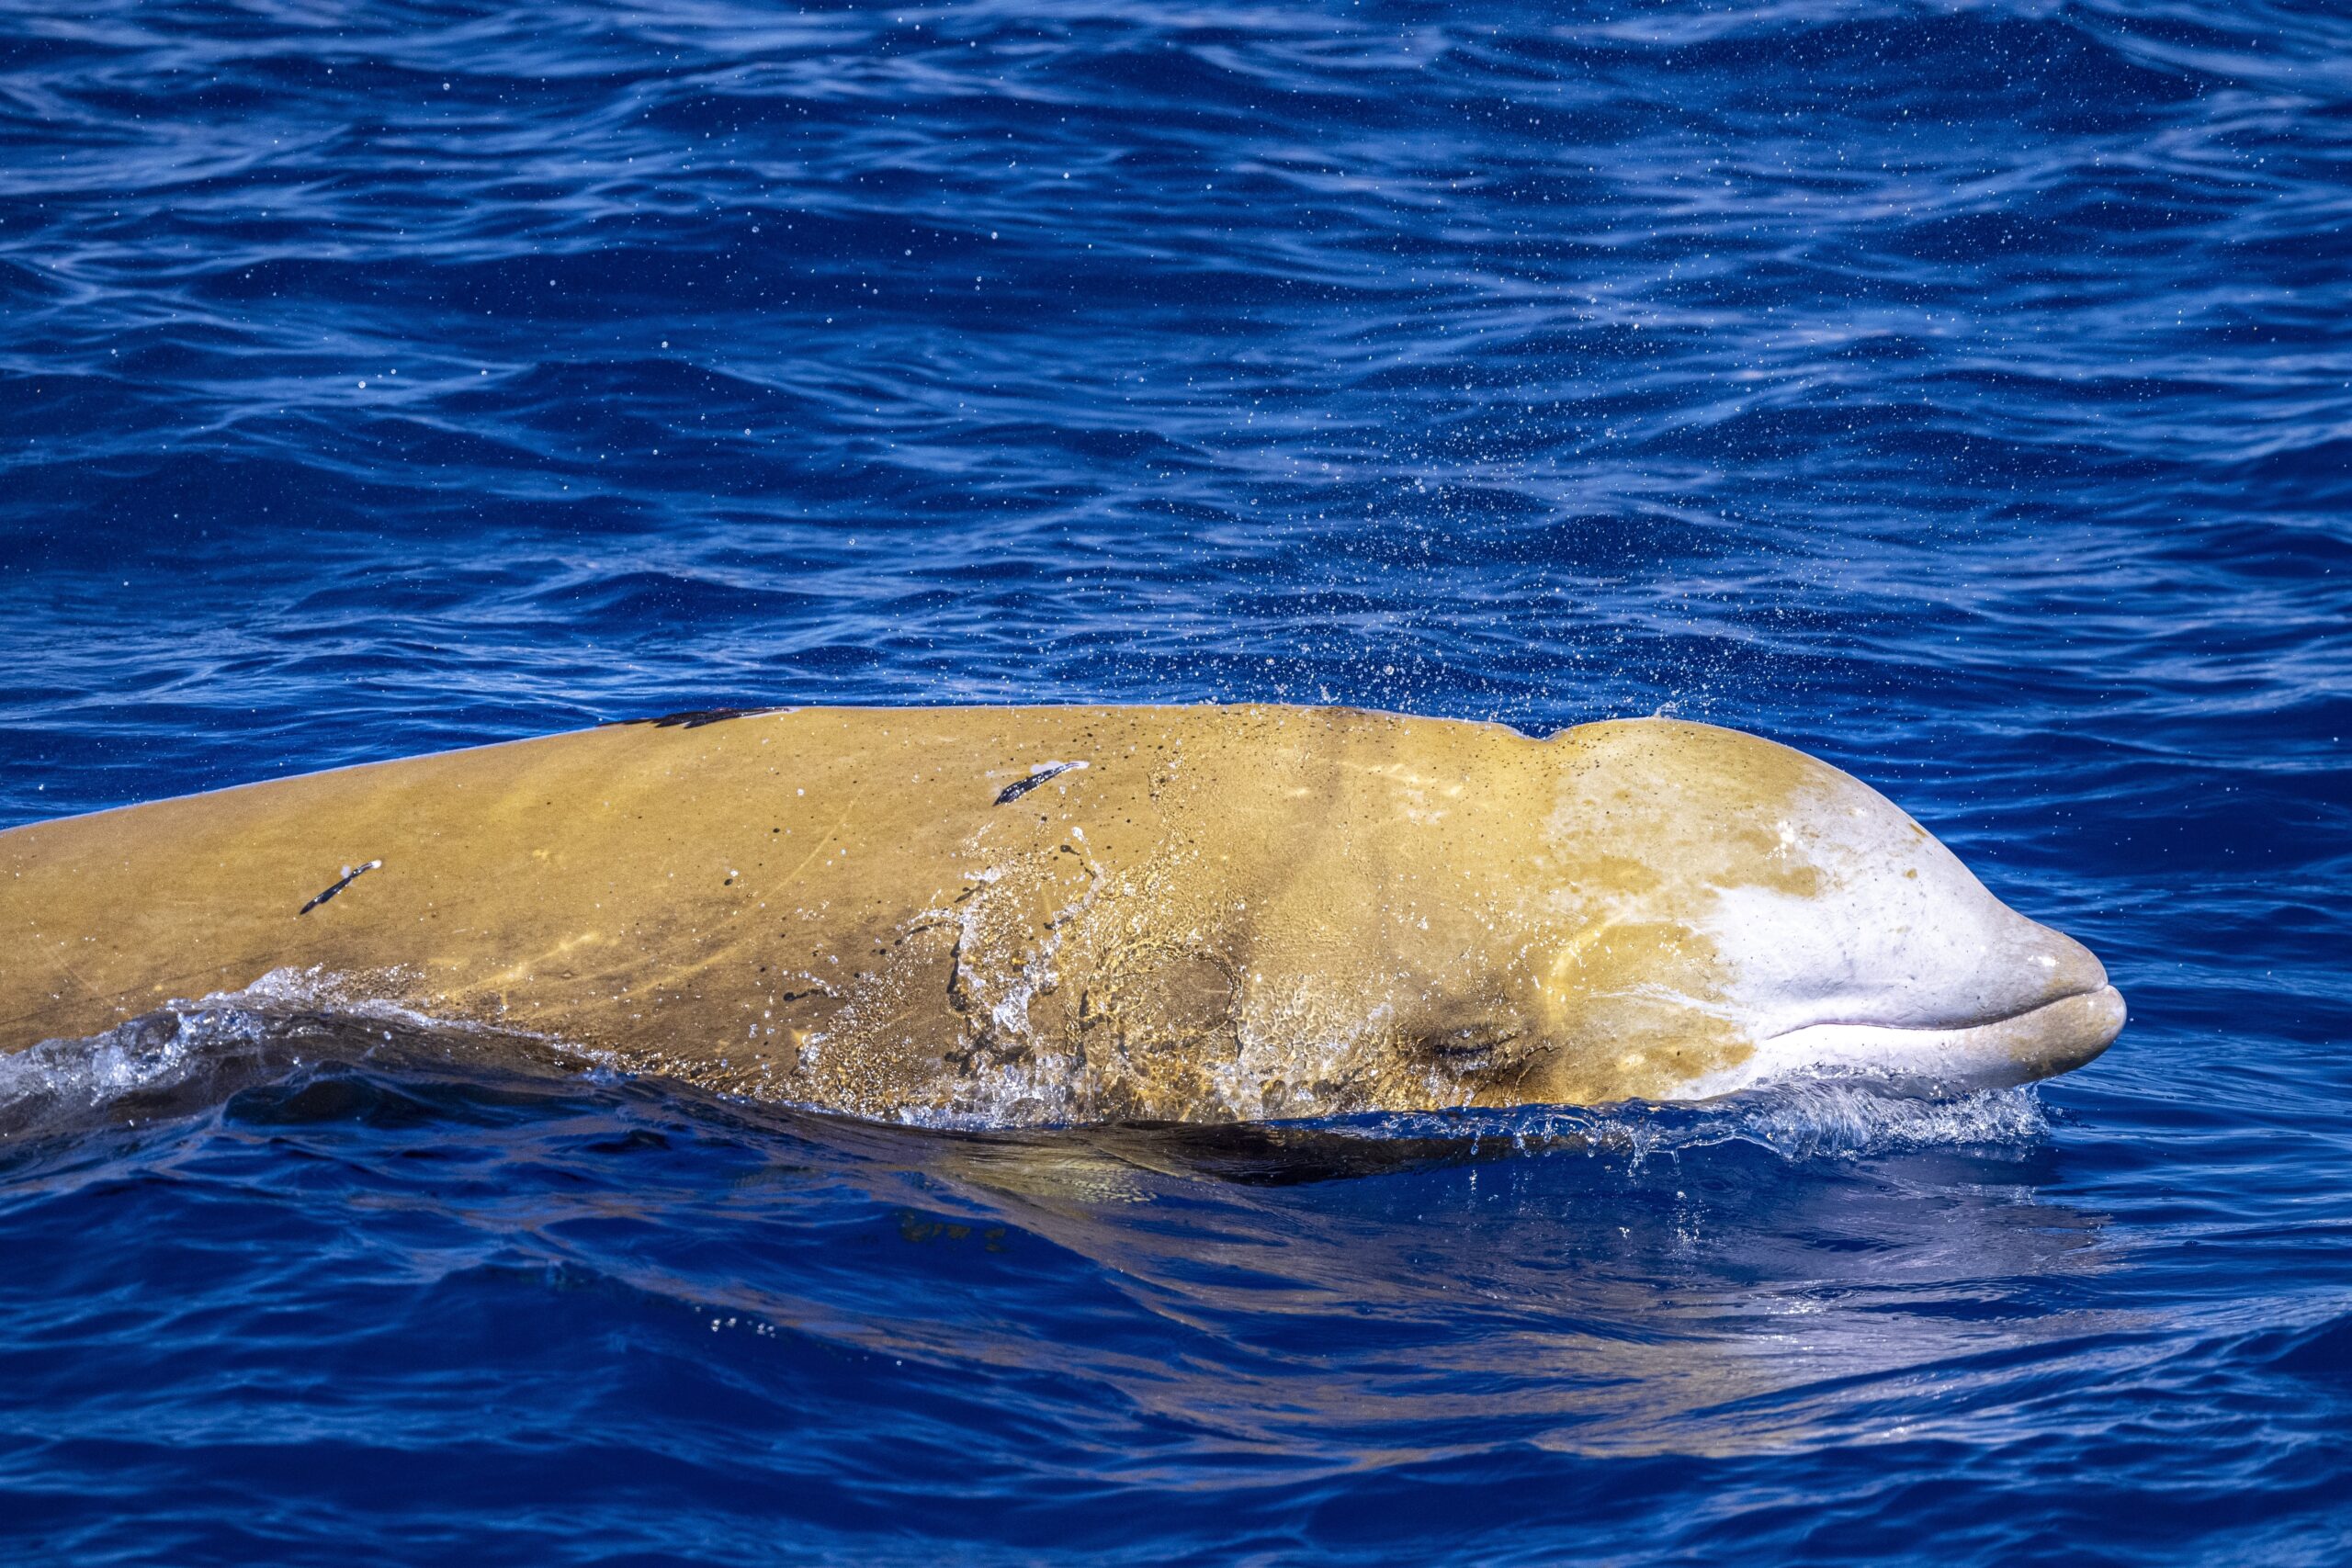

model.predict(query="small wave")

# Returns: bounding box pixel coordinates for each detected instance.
[0,1004,266,1124]
[0,971,554,1144]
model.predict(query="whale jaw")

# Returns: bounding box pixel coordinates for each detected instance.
[1685,983,2127,1100]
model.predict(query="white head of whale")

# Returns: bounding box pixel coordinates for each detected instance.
[1510,720,2124,1102]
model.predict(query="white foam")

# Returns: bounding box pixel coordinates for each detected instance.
[0,1005,261,1120]
[0,967,514,1134]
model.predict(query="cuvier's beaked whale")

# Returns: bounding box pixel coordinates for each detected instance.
[0,705,2123,1123]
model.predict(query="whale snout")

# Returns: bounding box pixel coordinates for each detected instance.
[1703,892,2131,1095]
[1913,919,2124,1084]
[1719,971,2125,1099]
[2007,980,2128,1079]
[2027,924,2110,1012]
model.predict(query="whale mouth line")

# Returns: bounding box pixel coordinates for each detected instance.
[1761,983,2120,1045]
[1705,984,2127,1100]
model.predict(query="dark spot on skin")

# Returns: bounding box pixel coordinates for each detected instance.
[298,859,381,916]
[607,706,785,729]
[994,760,1086,805]
[1416,1024,1527,1077]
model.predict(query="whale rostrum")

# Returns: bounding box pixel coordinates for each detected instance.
[0,705,2123,1124]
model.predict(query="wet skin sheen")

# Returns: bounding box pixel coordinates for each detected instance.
[0,706,2124,1124]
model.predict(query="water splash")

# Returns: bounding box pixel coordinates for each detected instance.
[1310,1078,2052,1167]
[0,971,548,1144]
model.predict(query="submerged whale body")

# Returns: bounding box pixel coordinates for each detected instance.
[0,705,2122,1124]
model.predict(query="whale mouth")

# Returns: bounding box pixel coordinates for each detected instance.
[1725,983,2128,1097]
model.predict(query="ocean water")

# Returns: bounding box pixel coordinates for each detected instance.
[2,0,2348,1562]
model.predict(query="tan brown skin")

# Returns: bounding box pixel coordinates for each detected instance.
[0,705,2117,1123]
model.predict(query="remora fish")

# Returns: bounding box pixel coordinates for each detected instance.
[0,705,2122,1122]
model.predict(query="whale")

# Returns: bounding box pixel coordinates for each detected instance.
[0,705,2123,1124]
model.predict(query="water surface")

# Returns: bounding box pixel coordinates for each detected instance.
[2,1,2347,1562]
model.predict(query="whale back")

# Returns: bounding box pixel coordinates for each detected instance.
[3,705,1591,1120]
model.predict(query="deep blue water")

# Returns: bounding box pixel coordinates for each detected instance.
[3,0,2349,1562]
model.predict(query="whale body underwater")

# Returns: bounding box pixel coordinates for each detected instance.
[0,705,2124,1124]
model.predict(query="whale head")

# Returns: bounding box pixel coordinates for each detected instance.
[1520,719,2124,1103]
